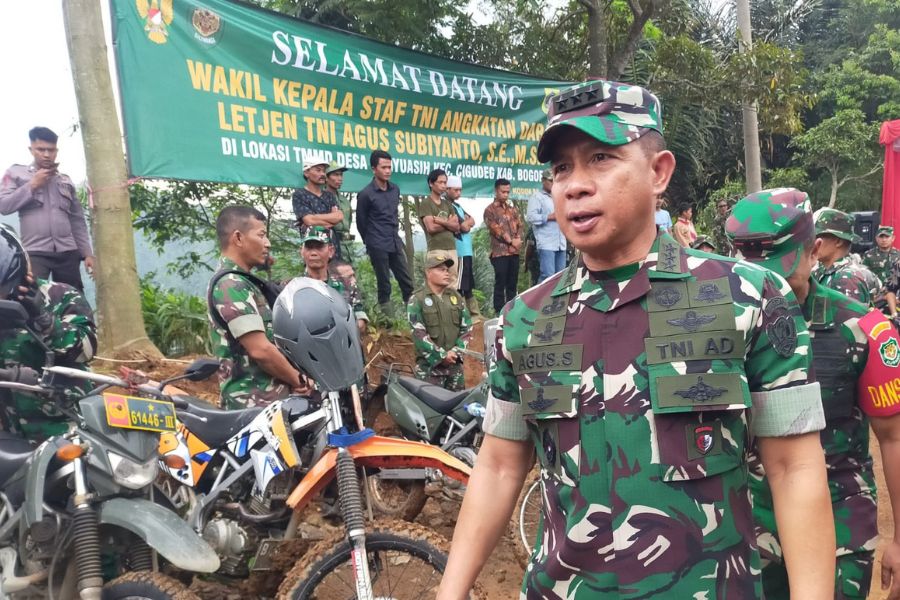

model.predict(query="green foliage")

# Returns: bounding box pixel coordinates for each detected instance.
[140,278,210,357]
[696,181,744,235]
[765,167,811,191]
[130,181,302,279]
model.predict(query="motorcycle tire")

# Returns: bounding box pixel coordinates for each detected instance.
[277,519,484,599]
[101,571,201,600]
[512,469,542,568]
[366,473,428,522]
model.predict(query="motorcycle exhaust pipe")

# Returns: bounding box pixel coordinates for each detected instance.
[221,502,290,524]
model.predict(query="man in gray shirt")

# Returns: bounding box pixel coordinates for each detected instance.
[0,127,94,291]
[525,169,566,282]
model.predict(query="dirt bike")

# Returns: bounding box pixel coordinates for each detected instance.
[0,300,219,600]
[164,277,481,598]
[365,318,500,521]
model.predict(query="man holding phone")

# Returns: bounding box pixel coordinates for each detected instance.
[0,127,95,292]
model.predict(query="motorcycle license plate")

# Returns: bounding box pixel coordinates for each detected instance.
[103,393,177,433]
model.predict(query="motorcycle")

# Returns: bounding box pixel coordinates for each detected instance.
[365,318,500,521]
[0,299,219,600]
[159,278,480,598]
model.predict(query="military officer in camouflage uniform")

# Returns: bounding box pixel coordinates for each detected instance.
[407,253,472,391]
[0,226,96,441]
[863,225,900,312]
[208,206,307,409]
[437,81,835,600]
[712,198,734,256]
[728,189,900,600]
[300,225,368,335]
[814,208,880,306]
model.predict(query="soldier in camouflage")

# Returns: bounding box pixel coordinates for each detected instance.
[208,206,308,409]
[814,208,880,306]
[300,225,368,335]
[863,225,900,312]
[0,225,96,441]
[407,253,472,391]
[728,189,900,599]
[437,81,835,600]
[712,198,734,256]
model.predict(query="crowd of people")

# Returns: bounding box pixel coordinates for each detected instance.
[3,77,900,599]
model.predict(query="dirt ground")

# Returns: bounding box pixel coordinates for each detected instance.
[102,329,898,599]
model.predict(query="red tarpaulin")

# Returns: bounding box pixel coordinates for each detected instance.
[880,120,900,248]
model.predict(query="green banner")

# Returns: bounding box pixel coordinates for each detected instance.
[110,0,566,196]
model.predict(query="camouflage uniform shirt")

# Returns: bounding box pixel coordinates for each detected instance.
[750,280,896,599]
[407,286,472,391]
[863,246,900,304]
[208,257,291,409]
[309,267,368,324]
[814,255,879,307]
[712,212,733,257]
[483,232,824,599]
[0,279,96,440]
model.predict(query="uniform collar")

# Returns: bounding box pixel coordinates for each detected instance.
[218,256,245,272]
[551,231,689,312]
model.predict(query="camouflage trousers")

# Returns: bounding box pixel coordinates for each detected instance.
[761,551,873,599]
[3,391,68,443]
[415,361,465,392]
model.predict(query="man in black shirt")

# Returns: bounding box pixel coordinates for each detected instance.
[356,150,414,318]
[291,157,344,255]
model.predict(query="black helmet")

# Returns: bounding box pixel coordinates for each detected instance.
[0,226,27,300]
[272,277,364,392]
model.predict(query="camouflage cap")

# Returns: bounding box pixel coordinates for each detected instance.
[537,80,663,163]
[878,225,894,237]
[325,160,348,175]
[425,252,455,269]
[690,235,716,251]
[814,208,859,243]
[725,188,814,278]
[300,225,332,245]
[541,168,553,181]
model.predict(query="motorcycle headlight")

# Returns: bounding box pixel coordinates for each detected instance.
[107,451,158,490]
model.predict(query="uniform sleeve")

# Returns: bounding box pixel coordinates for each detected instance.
[212,275,265,339]
[452,299,472,351]
[41,282,97,364]
[744,270,825,437]
[482,307,529,441]
[407,297,446,369]
[832,272,872,306]
[856,310,900,417]
[0,167,38,215]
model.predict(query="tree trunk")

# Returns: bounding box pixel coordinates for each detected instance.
[402,196,416,275]
[62,0,161,358]
[735,0,763,193]
[829,170,839,208]
[582,0,608,79]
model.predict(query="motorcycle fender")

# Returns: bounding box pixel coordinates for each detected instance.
[98,497,220,573]
[25,438,65,527]
[285,435,472,512]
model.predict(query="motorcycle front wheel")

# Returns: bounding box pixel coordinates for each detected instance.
[101,571,201,600]
[277,520,478,599]
[366,473,428,522]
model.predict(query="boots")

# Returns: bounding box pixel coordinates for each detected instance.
[466,296,483,321]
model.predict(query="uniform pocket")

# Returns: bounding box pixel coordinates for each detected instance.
[422,306,440,329]
[521,382,580,483]
[653,406,747,481]
[648,366,750,481]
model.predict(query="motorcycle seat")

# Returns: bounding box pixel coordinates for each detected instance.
[0,433,34,488]
[396,376,470,415]
[177,403,264,448]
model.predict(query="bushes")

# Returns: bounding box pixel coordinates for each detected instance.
[140,278,210,357]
